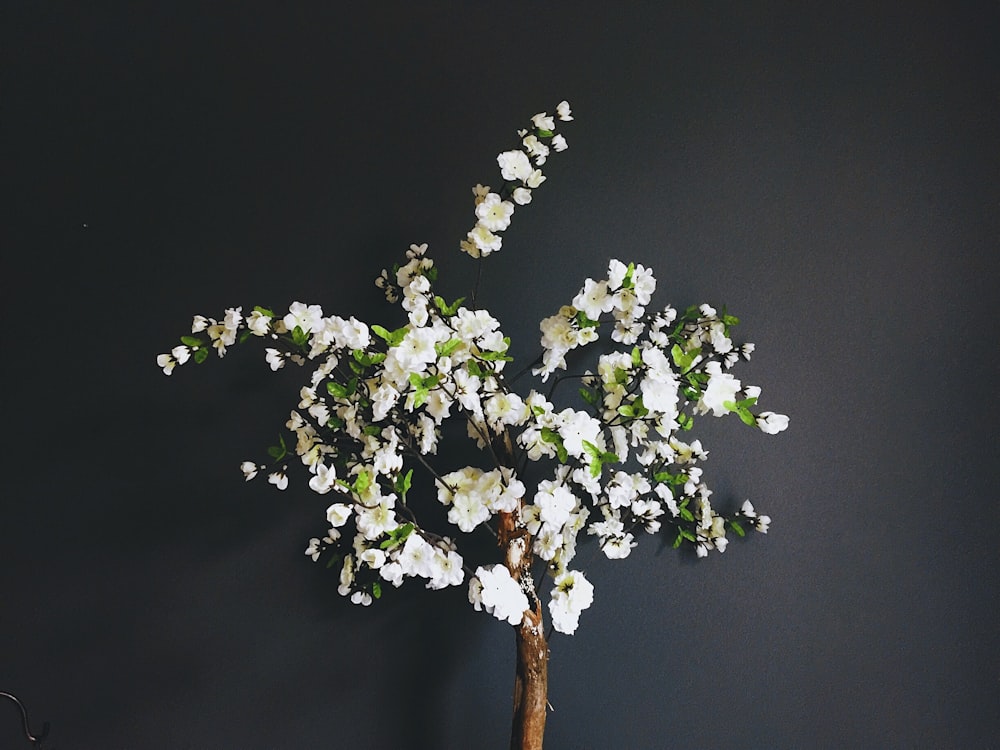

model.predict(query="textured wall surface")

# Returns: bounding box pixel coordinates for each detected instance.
[3,3,998,748]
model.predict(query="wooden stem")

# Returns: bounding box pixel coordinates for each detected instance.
[499,508,549,750]
[510,601,549,750]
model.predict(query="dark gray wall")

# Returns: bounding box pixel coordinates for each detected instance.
[4,3,998,748]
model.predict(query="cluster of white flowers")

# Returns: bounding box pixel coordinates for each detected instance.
[159,100,788,636]
[459,101,572,259]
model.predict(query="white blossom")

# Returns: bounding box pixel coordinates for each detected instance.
[471,565,529,626]
[757,411,790,434]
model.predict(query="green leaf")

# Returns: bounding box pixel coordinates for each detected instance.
[372,324,407,347]
[291,325,309,347]
[673,531,684,549]
[541,427,569,464]
[353,349,386,366]
[253,305,276,317]
[631,345,642,367]
[327,381,349,399]
[433,295,466,317]
[267,433,288,460]
[622,262,635,290]
[679,506,695,523]
[238,329,253,344]
[579,387,598,407]
[671,344,701,372]
[379,522,415,550]
[575,310,599,328]
[193,348,209,364]
[435,338,462,358]
[371,581,382,599]
[729,520,746,537]
[723,400,757,426]
[180,335,203,348]
[466,360,485,378]
[353,470,371,495]
[394,469,413,500]
[679,528,697,543]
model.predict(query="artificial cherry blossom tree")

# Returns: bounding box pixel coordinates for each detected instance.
[158,101,787,750]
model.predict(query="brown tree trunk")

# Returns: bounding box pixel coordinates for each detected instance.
[499,509,549,750]
[510,600,548,750]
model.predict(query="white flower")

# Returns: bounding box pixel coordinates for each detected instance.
[360,548,386,569]
[556,100,573,121]
[475,193,515,232]
[356,497,399,540]
[371,383,400,422]
[380,561,404,587]
[398,533,435,578]
[305,538,323,562]
[531,112,555,131]
[512,187,532,205]
[484,391,528,429]
[264,348,285,371]
[557,409,603,459]
[447,490,491,532]
[171,345,191,365]
[534,479,576,529]
[757,411,789,434]
[551,134,568,152]
[573,278,613,321]
[283,302,324,334]
[548,569,594,634]
[426,548,465,590]
[268,469,289,490]
[326,503,353,527]
[350,590,373,606]
[308,463,337,494]
[471,565,528,626]
[240,461,258,481]
[602,534,636,559]
[698,361,741,417]
[526,169,546,188]
[497,150,532,181]
[156,353,176,375]
[472,183,491,203]
[522,134,549,163]
[247,310,271,336]
[467,224,503,255]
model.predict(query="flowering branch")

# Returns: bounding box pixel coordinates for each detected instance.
[157,100,788,749]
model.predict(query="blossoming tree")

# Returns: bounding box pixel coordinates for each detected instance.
[158,101,788,750]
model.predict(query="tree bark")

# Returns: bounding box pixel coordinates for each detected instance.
[510,601,548,750]
[499,509,549,750]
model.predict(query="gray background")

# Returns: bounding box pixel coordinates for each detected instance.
[3,2,998,748]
